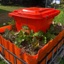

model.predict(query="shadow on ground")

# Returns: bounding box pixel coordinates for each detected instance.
[0,9,13,24]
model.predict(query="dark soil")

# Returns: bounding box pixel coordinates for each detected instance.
[0,12,12,24]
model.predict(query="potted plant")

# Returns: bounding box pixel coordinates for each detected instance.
[0,22,64,64]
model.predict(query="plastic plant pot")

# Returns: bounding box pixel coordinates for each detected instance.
[0,30,64,64]
[8,41,14,64]
[1,36,10,61]
[0,35,3,52]
[14,44,38,64]
[9,7,60,32]
[0,25,12,33]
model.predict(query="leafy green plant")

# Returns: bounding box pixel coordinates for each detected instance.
[2,22,63,55]
[0,58,7,64]
[60,57,64,64]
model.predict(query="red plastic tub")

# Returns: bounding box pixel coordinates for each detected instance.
[0,25,12,33]
[9,7,60,32]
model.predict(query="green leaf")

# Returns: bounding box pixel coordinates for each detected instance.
[22,25,29,30]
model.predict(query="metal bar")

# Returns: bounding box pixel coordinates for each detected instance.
[14,57,17,64]
[1,47,5,56]
[0,54,11,64]
[57,44,59,54]
[0,37,64,64]
[48,45,64,64]
[0,44,27,64]
[53,49,64,64]
[37,37,64,64]
[46,56,48,64]
[52,49,54,61]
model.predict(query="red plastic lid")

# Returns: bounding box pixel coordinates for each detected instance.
[9,7,60,19]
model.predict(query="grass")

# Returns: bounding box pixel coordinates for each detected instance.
[0,4,22,12]
[60,57,64,64]
[54,8,64,25]
[0,58,7,64]
[0,4,24,23]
